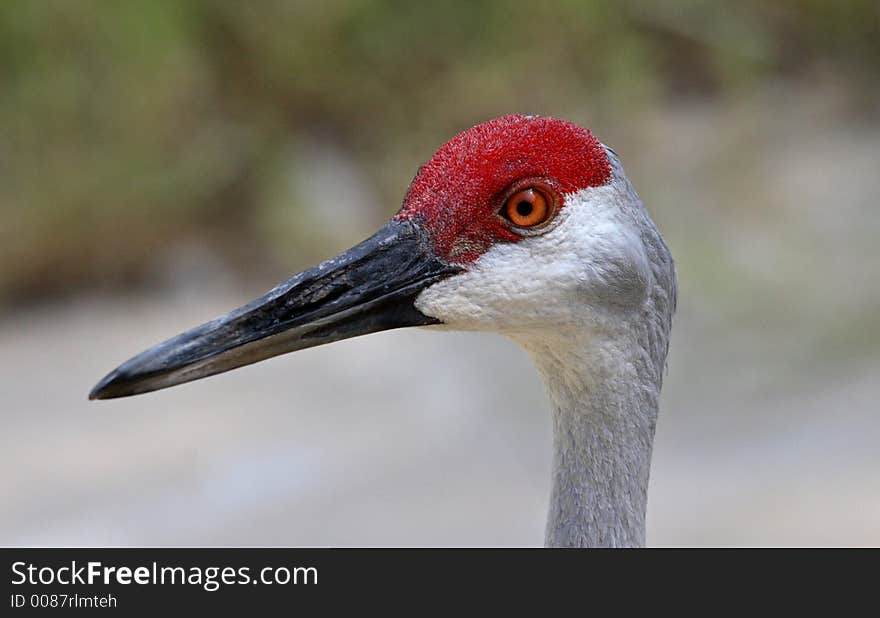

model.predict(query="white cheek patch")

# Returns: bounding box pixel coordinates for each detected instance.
[415,183,651,333]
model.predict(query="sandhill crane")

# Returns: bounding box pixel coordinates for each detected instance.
[90,115,676,548]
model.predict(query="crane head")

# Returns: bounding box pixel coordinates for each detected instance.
[90,114,668,400]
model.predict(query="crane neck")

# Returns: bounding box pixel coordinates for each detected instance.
[516,329,662,548]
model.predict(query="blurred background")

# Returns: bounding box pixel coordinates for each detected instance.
[2,1,879,546]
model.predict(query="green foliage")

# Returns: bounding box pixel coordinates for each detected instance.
[1,0,877,303]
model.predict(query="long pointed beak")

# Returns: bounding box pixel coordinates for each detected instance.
[89,219,458,400]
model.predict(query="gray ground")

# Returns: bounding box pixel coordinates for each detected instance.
[3,91,879,546]
[2,288,878,546]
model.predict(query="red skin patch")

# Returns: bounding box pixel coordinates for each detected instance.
[395,115,611,263]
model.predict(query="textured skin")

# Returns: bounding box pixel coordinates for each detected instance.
[416,147,676,547]
[396,115,611,263]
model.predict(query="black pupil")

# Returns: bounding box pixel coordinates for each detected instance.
[516,200,533,217]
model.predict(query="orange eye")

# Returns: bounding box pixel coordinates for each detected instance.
[503,188,552,228]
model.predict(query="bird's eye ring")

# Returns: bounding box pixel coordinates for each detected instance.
[500,185,556,230]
